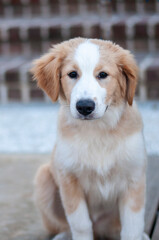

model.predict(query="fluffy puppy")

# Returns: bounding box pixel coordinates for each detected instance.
[32,38,150,240]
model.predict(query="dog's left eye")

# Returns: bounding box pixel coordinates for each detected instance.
[68,71,78,79]
[98,72,108,79]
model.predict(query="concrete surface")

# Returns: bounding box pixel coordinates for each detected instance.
[0,154,158,240]
[0,154,51,240]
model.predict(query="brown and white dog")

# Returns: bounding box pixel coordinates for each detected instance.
[32,38,150,240]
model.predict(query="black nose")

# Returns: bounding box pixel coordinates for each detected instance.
[76,99,95,116]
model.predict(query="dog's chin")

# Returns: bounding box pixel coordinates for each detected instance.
[77,115,98,121]
[71,106,108,121]
[73,112,105,121]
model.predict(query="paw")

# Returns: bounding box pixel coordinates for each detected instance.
[52,232,72,240]
[143,233,150,240]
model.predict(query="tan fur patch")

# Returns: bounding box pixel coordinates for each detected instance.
[41,211,61,235]
[58,109,80,139]
[130,177,145,212]
[123,175,145,212]
[31,38,84,102]
[34,163,68,234]
[31,51,61,102]
[91,38,138,106]
[109,103,143,137]
[59,173,84,215]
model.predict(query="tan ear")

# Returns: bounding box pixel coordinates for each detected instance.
[31,49,61,102]
[120,51,138,106]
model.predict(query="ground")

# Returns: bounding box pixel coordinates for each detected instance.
[0,154,158,240]
[0,154,50,240]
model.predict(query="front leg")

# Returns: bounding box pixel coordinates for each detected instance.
[58,172,93,240]
[119,174,146,240]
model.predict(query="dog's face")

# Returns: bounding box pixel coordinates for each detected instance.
[32,38,138,120]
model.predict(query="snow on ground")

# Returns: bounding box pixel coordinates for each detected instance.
[0,101,158,155]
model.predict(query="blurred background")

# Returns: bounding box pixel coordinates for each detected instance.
[0,1,159,240]
[0,0,159,103]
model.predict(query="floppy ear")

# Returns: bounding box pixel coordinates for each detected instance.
[120,51,138,106]
[31,49,61,102]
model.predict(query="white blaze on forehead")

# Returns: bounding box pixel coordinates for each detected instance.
[74,40,100,72]
[70,39,107,120]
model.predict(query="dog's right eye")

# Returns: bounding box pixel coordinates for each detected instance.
[68,71,78,79]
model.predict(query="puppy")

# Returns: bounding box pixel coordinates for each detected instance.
[32,38,150,240]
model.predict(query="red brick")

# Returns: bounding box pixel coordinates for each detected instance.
[112,22,126,40]
[146,66,159,99]
[134,22,149,51]
[147,83,159,99]
[125,0,136,12]
[8,28,20,42]
[144,0,156,12]
[147,67,159,82]
[116,40,127,49]
[29,0,40,4]
[28,27,41,41]
[134,40,148,51]
[10,43,22,55]
[90,24,102,39]
[154,24,159,39]
[49,0,60,15]
[85,0,97,3]
[0,29,2,42]
[48,26,62,41]
[0,44,2,55]
[30,42,42,55]
[30,89,44,100]
[11,0,21,4]
[8,88,21,100]
[70,24,83,38]
[0,3,4,16]
[111,0,117,12]
[30,1,41,15]
[134,22,148,39]
[156,41,159,51]
[67,0,79,14]
[85,0,98,12]
[13,5,22,16]
[5,71,19,84]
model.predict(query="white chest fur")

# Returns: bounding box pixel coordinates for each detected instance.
[55,128,146,199]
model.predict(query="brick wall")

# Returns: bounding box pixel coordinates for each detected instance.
[0,0,159,103]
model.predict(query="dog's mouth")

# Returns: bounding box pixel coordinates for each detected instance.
[77,106,109,120]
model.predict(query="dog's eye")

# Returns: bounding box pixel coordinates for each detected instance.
[68,71,78,79]
[98,72,108,79]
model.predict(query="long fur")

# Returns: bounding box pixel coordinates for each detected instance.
[32,38,149,240]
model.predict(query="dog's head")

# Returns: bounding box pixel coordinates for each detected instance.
[31,38,138,120]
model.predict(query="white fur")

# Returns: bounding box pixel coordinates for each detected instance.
[56,125,146,177]
[119,203,145,240]
[67,200,93,240]
[70,41,107,120]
